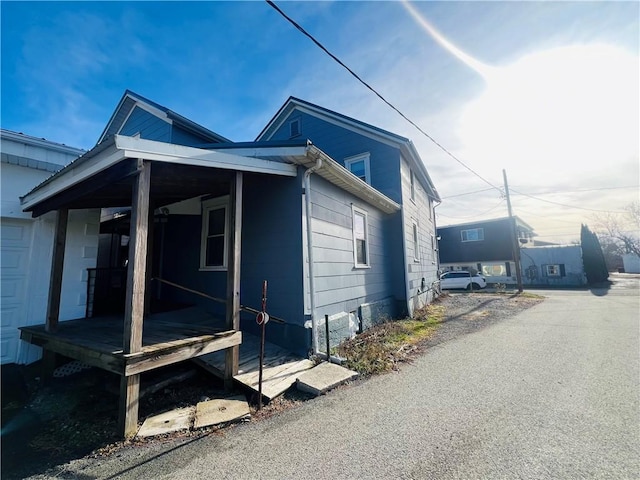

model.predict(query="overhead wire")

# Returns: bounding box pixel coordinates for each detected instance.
[436,198,506,220]
[266,0,501,192]
[510,188,628,213]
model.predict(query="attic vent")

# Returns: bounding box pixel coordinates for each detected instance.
[289,118,301,138]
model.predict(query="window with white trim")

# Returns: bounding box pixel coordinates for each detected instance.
[461,228,484,242]
[345,153,371,184]
[352,205,370,267]
[412,221,420,262]
[544,264,565,277]
[200,196,228,270]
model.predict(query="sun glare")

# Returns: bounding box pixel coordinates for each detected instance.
[402,1,639,184]
[459,45,639,180]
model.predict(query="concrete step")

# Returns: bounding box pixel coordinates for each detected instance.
[296,362,359,396]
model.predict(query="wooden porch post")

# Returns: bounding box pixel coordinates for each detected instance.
[225,171,243,389]
[43,208,69,379]
[118,160,151,438]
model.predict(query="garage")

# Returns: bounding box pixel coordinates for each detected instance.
[1,219,33,364]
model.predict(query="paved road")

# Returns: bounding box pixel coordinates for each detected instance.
[50,278,639,479]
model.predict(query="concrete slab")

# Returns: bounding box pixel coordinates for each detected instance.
[194,395,251,429]
[296,362,359,396]
[137,406,195,438]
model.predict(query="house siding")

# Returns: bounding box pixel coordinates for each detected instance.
[119,106,171,142]
[520,245,587,286]
[438,218,516,264]
[400,156,439,315]
[171,125,216,147]
[160,214,227,318]
[307,174,397,347]
[1,132,97,365]
[240,171,307,356]
[266,110,403,204]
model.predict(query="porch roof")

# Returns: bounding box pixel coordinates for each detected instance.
[20,135,298,217]
[21,135,400,217]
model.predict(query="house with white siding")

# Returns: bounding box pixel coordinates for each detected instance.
[1,129,98,365]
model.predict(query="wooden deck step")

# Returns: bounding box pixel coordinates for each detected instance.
[194,333,314,401]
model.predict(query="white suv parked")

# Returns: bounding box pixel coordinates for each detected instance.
[439,271,487,290]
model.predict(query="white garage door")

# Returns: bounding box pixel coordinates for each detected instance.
[1,218,32,364]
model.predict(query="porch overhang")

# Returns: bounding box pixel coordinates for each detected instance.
[20,135,298,217]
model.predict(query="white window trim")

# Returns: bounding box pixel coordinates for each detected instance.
[412,219,420,263]
[544,264,562,277]
[345,152,371,184]
[461,228,484,242]
[351,204,370,268]
[200,195,229,271]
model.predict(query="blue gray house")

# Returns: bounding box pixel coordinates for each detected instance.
[18,91,440,434]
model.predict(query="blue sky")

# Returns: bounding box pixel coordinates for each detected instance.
[2,1,638,243]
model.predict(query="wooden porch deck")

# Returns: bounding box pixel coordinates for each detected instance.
[19,307,241,377]
[195,333,315,400]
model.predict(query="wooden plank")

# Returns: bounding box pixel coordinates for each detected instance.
[123,160,151,354]
[144,199,155,316]
[21,333,125,375]
[119,374,140,438]
[46,208,68,333]
[225,171,243,385]
[124,331,242,376]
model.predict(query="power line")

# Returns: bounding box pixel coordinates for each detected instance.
[436,199,506,220]
[510,188,627,214]
[441,187,496,199]
[512,185,639,196]
[266,0,501,192]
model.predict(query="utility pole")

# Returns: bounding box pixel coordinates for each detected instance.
[503,169,524,293]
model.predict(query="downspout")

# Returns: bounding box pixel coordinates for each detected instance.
[303,154,323,355]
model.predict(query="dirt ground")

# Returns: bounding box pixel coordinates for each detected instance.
[1,292,543,479]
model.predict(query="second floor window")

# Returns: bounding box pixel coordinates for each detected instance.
[345,153,371,184]
[461,228,484,242]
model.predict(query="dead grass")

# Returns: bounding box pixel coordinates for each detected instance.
[337,302,446,376]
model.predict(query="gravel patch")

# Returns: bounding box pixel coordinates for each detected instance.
[423,292,544,349]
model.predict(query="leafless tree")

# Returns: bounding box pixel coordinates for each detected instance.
[592,202,640,258]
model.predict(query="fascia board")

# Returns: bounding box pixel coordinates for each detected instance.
[400,142,441,202]
[0,129,85,156]
[208,145,309,159]
[115,136,297,177]
[21,145,126,210]
[306,146,400,214]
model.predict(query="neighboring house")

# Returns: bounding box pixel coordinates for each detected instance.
[520,245,587,286]
[622,253,640,273]
[437,216,535,285]
[15,91,441,433]
[0,129,98,365]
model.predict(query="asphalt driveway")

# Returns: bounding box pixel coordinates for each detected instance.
[28,276,640,479]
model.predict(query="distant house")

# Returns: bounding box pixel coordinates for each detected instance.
[622,254,640,274]
[520,245,587,286]
[15,91,441,435]
[0,129,97,365]
[437,216,535,285]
